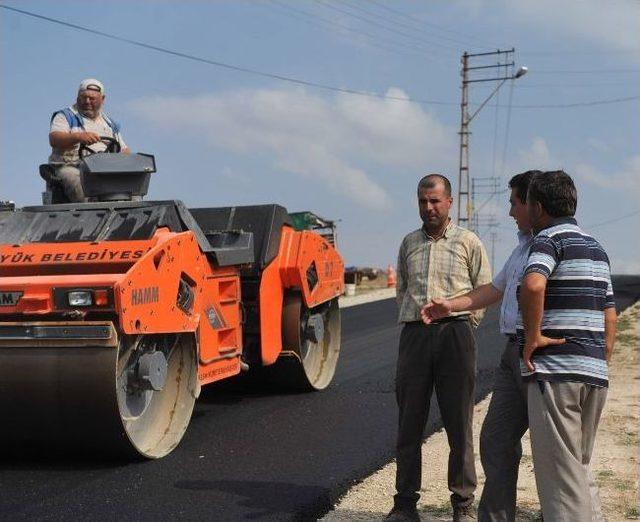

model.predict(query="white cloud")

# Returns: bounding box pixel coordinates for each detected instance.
[515,138,640,197]
[618,155,640,196]
[516,136,557,170]
[575,162,608,188]
[587,138,612,155]
[576,154,640,196]
[220,166,250,187]
[129,87,454,210]
[503,0,640,52]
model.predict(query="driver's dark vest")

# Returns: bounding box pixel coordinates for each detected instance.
[51,107,121,135]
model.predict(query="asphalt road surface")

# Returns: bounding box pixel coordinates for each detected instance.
[0,276,637,521]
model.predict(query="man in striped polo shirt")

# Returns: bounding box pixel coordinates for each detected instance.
[518,170,616,521]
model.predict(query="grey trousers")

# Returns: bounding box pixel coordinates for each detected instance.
[478,339,528,522]
[394,320,477,509]
[55,165,86,202]
[527,380,607,521]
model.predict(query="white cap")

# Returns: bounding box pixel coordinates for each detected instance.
[78,78,105,95]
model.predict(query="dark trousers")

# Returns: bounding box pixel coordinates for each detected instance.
[477,339,528,522]
[394,320,477,509]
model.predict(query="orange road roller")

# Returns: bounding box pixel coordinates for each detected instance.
[0,151,344,458]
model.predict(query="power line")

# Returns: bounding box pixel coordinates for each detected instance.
[488,209,640,232]
[507,95,640,108]
[534,68,640,74]
[470,95,640,109]
[468,95,640,108]
[315,0,459,53]
[365,0,497,49]
[0,3,454,106]
[1,4,638,110]
[587,209,640,230]
[515,81,636,88]
[521,49,640,56]
[267,0,430,59]
[473,188,509,216]
[339,0,485,52]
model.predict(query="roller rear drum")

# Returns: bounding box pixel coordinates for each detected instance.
[0,328,198,459]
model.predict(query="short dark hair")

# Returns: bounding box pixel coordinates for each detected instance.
[527,170,577,217]
[417,174,451,197]
[509,170,540,203]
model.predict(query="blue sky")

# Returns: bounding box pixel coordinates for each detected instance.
[2,1,639,274]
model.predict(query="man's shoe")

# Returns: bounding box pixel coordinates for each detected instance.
[452,504,476,522]
[385,505,420,522]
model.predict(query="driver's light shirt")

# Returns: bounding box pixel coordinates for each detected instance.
[49,108,127,164]
[491,230,533,335]
[396,220,492,326]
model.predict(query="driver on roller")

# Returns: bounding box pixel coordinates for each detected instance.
[48,78,129,202]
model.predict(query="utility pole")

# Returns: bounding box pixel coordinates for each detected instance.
[458,52,470,230]
[457,49,527,230]
[490,228,497,273]
[470,176,499,231]
[471,176,499,272]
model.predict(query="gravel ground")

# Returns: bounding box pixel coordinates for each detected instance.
[322,302,640,521]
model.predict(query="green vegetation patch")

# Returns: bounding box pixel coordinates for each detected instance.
[609,477,635,492]
[616,333,639,346]
[619,429,640,447]
[617,316,632,332]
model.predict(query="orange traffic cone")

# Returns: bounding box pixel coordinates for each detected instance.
[386,264,396,288]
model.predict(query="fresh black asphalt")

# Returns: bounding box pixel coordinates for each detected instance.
[0,276,637,521]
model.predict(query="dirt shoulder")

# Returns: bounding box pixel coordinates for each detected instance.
[322,302,640,521]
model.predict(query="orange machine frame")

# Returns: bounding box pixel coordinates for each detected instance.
[0,221,344,386]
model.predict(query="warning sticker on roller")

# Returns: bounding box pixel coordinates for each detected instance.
[206,306,227,330]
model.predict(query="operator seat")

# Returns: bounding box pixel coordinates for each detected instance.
[39,164,70,204]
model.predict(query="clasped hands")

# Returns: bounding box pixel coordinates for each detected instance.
[420,298,452,325]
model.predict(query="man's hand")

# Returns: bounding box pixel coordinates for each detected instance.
[523,333,566,372]
[50,131,100,149]
[604,306,617,362]
[78,131,101,145]
[421,298,452,324]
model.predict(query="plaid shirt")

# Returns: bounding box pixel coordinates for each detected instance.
[396,220,492,326]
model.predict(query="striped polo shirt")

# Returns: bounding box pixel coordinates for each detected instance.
[516,217,615,387]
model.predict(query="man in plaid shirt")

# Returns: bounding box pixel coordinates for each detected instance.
[388,174,491,522]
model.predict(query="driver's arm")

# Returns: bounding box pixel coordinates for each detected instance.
[115,133,130,154]
[49,131,101,150]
